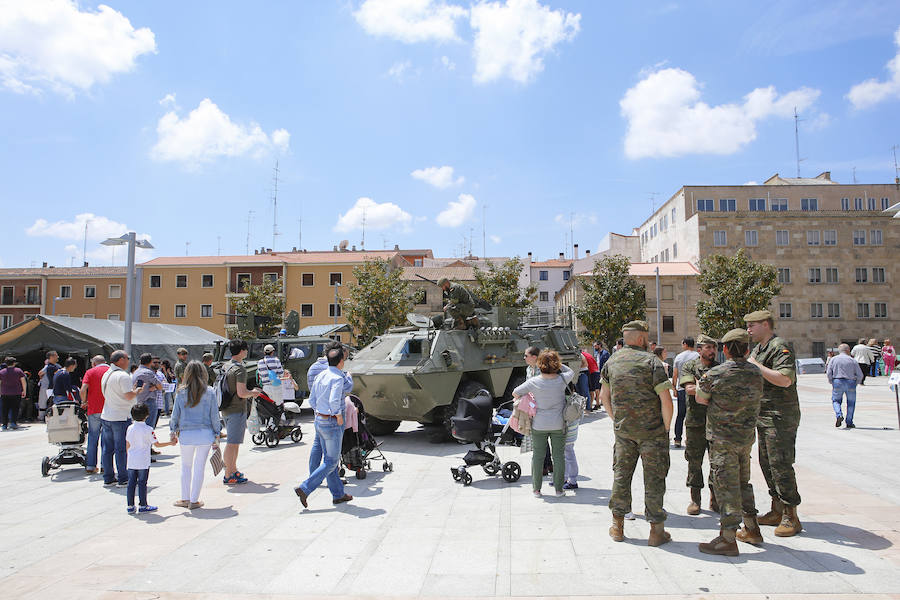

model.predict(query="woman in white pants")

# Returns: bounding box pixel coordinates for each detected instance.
[169,361,221,509]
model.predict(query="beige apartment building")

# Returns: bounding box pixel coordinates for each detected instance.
[634,172,900,357]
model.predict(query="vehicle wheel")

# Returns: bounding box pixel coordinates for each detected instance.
[462,472,473,486]
[441,380,490,442]
[251,432,265,445]
[366,416,401,436]
[502,373,526,407]
[290,428,303,443]
[339,467,346,477]
[502,461,522,483]
[265,432,279,448]
[356,469,367,480]
[41,456,50,477]
[483,462,500,476]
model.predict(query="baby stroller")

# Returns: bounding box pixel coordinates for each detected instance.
[339,395,393,480]
[250,391,303,448]
[449,390,522,486]
[41,400,88,476]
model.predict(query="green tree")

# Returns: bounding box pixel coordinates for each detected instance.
[696,249,782,338]
[472,258,537,308]
[230,277,285,338]
[575,255,646,348]
[342,258,411,345]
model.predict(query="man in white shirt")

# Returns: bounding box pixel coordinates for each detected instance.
[100,350,141,486]
[850,339,873,386]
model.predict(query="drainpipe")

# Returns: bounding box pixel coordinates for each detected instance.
[655,266,661,345]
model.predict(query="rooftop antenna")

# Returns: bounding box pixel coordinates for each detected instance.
[794,107,805,178]
[298,217,302,251]
[852,167,858,184]
[647,192,659,213]
[185,241,190,256]
[217,236,221,256]
[482,203,487,258]
[245,210,254,255]
[892,145,899,186]
[82,219,90,266]
[569,212,574,259]
[271,161,280,250]
[361,207,366,249]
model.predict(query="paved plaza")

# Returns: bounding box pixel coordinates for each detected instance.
[1,374,899,599]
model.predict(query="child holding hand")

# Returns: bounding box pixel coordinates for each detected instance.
[125,403,176,513]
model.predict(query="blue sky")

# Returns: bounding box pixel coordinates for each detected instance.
[2,0,900,268]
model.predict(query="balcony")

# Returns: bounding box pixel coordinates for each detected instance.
[0,296,42,307]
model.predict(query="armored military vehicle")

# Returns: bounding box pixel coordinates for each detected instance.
[346,307,582,437]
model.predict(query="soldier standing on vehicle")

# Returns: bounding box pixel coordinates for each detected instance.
[678,333,720,515]
[695,329,764,556]
[599,320,674,546]
[438,278,475,330]
[745,309,803,537]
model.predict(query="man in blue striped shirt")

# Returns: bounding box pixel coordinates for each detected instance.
[257,344,284,405]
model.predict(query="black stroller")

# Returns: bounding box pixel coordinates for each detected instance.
[449,390,522,486]
[339,395,393,480]
[250,391,303,448]
[41,400,88,476]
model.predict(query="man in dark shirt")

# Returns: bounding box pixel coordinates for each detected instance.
[51,357,79,405]
[0,356,26,430]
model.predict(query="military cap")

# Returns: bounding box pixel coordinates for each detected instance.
[721,328,750,343]
[622,320,649,332]
[743,309,773,323]
[695,333,718,346]
[437,277,449,286]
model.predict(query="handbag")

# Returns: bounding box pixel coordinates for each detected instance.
[209,445,225,476]
[563,391,586,424]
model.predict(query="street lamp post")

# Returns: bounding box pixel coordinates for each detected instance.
[102,232,153,357]
[51,296,62,315]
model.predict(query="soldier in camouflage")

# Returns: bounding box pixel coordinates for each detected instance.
[695,328,764,556]
[677,333,719,515]
[745,309,803,537]
[599,320,674,546]
[438,278,475,330]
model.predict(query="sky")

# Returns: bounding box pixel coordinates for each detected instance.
[2,0,900,268]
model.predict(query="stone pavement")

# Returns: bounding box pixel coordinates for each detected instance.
[1,374,899,599]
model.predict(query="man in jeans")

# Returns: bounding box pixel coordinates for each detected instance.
[306,341,353,474]
[671,337,699,448]
[826,344,864,429]
[295,348,353,508]
[100,351,141,486]
[79,355,109,473]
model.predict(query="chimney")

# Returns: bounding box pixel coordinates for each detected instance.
[352,245,356,251]
[527,252,532,263]
[558,252,564,260]
[574,244,579,259]
[394,244,400,251]
[254,249,259,255]
[585,249,591,256]
[266,248,272,253]
[83,261,89,267]
[292,246,297,252]
[333,245,338,252]
[42,262,48,268]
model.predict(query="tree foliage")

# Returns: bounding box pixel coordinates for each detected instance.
[574,254,646,348]
[230,277,285,338]
[342,259,411,345]
[696,249,782,338]
[473,258,537,308]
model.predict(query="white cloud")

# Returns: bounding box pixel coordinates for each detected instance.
[0,0,156,96]
[26,212,154,263]
[151,99,290,167]
[470,0,580,84]
[489,234,501,244]
[334,197,413,232]
[354,0,467,43]
[743,181,759,186]
[441,55,456,70]
[553,212,597,227]
[410,165,464,188]
[436,193,476,227]
[847,25,900,109]
[620,67,821,159]
[387,60,412,81]
[158,92,178,108]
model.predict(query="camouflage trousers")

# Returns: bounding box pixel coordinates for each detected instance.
[709,441,757,530]
[684,425,713,490]
[447,306,474,329]
[757,419,802,506]
[610,433,670,523]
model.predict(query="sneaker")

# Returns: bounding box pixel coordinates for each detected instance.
[103,480,117,487]
[223,473,248,485]
[188,501,204,509]
[138,505,158,513]
[533,490,542,498]
[835,415,843,428]
[624,511,636,520]
[1,426,6,431]
[563,482,578,490]
[126,506,135,513]
[555,490,566,497]
[116,481,128,487]
[672,439,682,448]
[846,422,856,429]
[9,424,18,430]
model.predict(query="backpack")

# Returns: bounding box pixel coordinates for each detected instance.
[215,363,238,410]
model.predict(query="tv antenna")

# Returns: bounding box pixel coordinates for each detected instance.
[361,207,367,249]
[892,145,899,185]
[245,210,254,254]
[271,161,280,250]
[647,192,660,213]
[82,219,91,266]
[852,167,858,184]
[794,107,805,177]
[482,203,487,258]
[185,241,190,256]
[569,212,574,260]
[217,236,221,256]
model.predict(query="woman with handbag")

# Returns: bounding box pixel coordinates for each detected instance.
[882,339,896,375]
[513,350,575,498]
[170,360,221,509]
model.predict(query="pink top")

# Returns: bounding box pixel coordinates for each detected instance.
[344,397,359,432]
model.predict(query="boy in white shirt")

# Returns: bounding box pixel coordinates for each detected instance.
[125,403,175,513]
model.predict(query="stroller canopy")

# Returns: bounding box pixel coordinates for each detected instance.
[451,389,494,442]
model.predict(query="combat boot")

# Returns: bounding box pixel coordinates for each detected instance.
[736,515,764,545]
[698,527,739,556]
[609,515,624,542]
[757,497,784,526]
[774,505,803,537]
[647,522,671,546]
[709,486,720,513]
[686,488,701,515]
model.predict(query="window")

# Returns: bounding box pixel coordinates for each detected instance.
[414,289,427,305]
[26,286,39,304]
[650,224,657,238]
[563,270,570,281]
[107,314,120,320]
[871,230,883,245]
[176,275,187,288]
[148,305,160,318]
[175,304,186,318]
[779,303,792,319]
[749,198,766,211]
[236,273,251,291]
[882,197,891,210]
[855,268,868,283]
[713,230,727,246]
[812,341,825,358]
[771,198,788,211]
[149,275,161,288]
[59,285,71,298]
[808,268,821,283]
[873,267,886,283]
[745,230,758,246]
[719,198,736,211]
[264,272,279,284]
[671,207,676,222]
[841,197,850,210]
[857,303,870,319]
[697,198,714,212]
[329,273,342,286]
[84,285,96,298]
[777,268,791,284]
[539,291,549,302]
[801,198,818,211]
[0,287,12,305]
[0,315,12,330]
[301,273,314,286]
[300,304,313,317]
[662,316,675,332]
[661,285,674,300]
[775,230,789,246]
[202,274,214,288]
[875,303,888,319]
[823,230,836,246]
[827,303,841,318]
[413,259,423,267]
[810,303,823,318]
[201,304,213,318]
[807,231,820,246]
[868,197,876,210]
[672,243,677,258]
[825,267,839,283]
[82,314,94,319]
[329,303,342,317]
[854,197,863,210]
[539,270,548,281]
[853,230,866,245]
[108,284,121,298]
[663,248,670,262]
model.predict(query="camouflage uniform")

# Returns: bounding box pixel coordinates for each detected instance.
[678,356,719,490]
[601,345,673,523]
[697,357,763,531]
[442,282,474,329]
[751,335,802,507]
